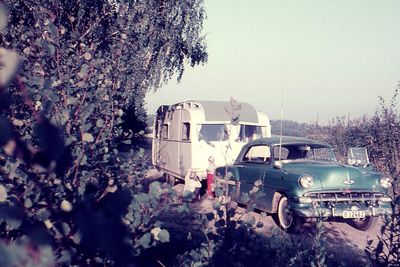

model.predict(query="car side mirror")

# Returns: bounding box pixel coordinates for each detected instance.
[274,161,283,169]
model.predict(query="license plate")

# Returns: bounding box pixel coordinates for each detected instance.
[343,210,366,219]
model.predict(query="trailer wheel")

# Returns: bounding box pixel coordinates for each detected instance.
[164,173,175,185]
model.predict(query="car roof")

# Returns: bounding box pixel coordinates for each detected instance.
[247,135,331,147]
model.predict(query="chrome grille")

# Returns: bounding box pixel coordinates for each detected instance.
[304,191,385,203]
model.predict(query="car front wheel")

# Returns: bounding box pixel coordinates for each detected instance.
[276,196,302,233]
[351,216,376,231]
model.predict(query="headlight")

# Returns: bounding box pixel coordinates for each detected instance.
[299,174,314,188]
[379,176,392,189]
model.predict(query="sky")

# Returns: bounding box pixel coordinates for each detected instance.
[145,0,400,124]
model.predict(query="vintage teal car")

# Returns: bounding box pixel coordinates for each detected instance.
[215,136,393,232]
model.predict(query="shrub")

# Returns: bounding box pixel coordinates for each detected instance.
[0,0,207,265]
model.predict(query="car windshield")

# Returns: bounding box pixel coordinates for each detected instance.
[273,144,336,162]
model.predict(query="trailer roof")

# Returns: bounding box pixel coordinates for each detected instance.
[194,100,259,123]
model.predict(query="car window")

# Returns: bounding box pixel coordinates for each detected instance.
[273,146,289,160]
[273,144,336,162]
[242,145,271,163]
[306,147,336,161]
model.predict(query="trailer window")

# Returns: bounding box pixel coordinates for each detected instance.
[239,125,263,141]
[182,122,190,141]
[198,124,228,141]
[161,124,169,139]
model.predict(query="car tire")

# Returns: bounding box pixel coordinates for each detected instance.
[276,196,302,233]
[351,216,376,231]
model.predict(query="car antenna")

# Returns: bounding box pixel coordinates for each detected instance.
[278,58,285,162]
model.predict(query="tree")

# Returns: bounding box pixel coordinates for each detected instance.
[0,0,207,265]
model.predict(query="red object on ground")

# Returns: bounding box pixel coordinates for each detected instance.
[206,156,215,197]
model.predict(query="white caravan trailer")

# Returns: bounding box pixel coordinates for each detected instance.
[152,100,271,182]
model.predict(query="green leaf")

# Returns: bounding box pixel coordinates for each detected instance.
[23,47,31,55]
[96,119,104,128]
[106,185,117,193]
[0,185,7,202]
[78,64,89,78]
[149,182,162,199]
[214,186,224,197]
[56,250,72,265]
[24,198,33,208]
[47,43,55,56]
[176,203,189,213]
[61,223,71,235]
[83,52,92,61]
[82,133,94,143]
[36,208,51,221]
[60,200,73,212]
[158,229,170,243]
[0,3,7,33]
[72,232,81,244]
[138,233,151,249]
[47,22,58,40]
[212,201,221,210]
[0,206,24,230]
[240,193,250,204]
[245,215,255,227]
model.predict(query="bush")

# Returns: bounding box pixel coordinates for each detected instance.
[0,0,207,265]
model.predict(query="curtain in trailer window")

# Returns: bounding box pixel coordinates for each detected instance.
[161,124,169,139]
[198,124,228,141]
[182,122,190,141]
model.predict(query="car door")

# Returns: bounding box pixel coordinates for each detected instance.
[234,145,271,205]
[260,145,292,212]
[260,164,288,211]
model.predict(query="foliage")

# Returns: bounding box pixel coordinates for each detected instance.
[0,0,207,265]
[304,88,400,178]
[0,239,55,266]
[304,89,400,266]
[271,119,308,137]
[174,191,334,267]
[172,97,333,267]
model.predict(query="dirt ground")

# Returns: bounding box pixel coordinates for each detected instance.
[144,169,383,266]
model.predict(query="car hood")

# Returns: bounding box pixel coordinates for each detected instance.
[282,160,381,191]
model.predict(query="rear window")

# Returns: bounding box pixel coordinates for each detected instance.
[242,145,271,163]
